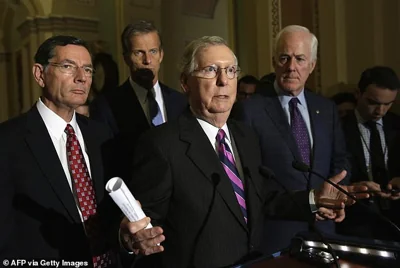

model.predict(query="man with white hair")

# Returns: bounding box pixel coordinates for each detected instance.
[235,25,349,255]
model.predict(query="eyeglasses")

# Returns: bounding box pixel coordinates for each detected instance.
[193,65,241,79]
[47,62,95,77]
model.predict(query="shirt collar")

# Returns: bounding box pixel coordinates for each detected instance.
[36,98,78,140]
[355,109,384,126]
[129,76,160,104]
[196,118,230,143]
[273,80,306,108]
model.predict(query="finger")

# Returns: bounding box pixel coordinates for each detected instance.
[318,198,345,209]
[134,226,164,242]
[334,209,345,222]
[125,217,151,235]
[329,170,347,185]
[315,214,325,221]
[141,244,165,256]
[317,208,336,220]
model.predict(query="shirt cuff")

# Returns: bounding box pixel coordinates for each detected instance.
[309,189,318,213]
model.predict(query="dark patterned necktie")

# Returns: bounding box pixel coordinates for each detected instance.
[365,121,388,185]
[65,124,113,267]
[289,98,311,166]
[216,129,247,223]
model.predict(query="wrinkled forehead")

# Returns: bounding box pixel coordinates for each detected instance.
[52,45,92,63]
[195,45,237,67]
[276,32,312,56]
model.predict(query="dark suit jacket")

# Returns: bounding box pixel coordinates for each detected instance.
[0,106,119,264]
[89,79,187,179]
[129,110,313,268]
[233,83,349,254]
[337,111,400,240]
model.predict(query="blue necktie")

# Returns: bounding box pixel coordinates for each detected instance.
[216,129,247,223]
[147,88,163,126]
[289,98,311,165]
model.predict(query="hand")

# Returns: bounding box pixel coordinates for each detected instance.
[350,181,391,198]
[387,177,400,200]
[314,170,369,222]
[120,216,165,256]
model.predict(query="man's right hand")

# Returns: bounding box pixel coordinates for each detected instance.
[120,216,165,256]
[351,181,392,198]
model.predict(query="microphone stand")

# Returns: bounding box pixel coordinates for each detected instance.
[292,160,400,240]
[259,166,340,268]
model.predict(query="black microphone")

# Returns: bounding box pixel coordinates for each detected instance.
[189,173,220,268]
[292,160,400,239]
[259,166,340,268]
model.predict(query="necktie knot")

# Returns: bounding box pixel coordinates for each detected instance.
[216,129,226,143]
[65,124,75,136]
[365,120,378,131]
[289,97,300,108]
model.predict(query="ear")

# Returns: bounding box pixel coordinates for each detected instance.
[309,60,317,74]
[180,74,189,94]
[159,48,164,63]
[123,54,131,67]
[32,64,45,88]
[272,56,277,69]
[355,88,361,100]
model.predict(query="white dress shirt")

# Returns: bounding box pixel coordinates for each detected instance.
[354,110,388,180]
[129,77,167,124]
[196,116,316,211]
[37,98,91,221]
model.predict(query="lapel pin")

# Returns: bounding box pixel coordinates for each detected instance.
[316,110,320,114]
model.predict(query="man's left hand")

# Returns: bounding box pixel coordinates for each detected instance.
[314,170,369,222]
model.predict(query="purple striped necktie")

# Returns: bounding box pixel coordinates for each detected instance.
[216,129,247,223]
[289,98,311,166]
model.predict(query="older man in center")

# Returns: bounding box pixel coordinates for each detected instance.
[119,36,366,268]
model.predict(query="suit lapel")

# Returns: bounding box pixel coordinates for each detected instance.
[344,112,368,180]
[179,111,248,230]
[77,116,104,203]
[228,121,263,230]
[25,107,81,223]
[263,89,305,170]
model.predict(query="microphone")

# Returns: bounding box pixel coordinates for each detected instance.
[189,173,220,268]
[259,166,340,268]
[292,160,400,239]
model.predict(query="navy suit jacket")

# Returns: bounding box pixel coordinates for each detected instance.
[0,106,119,263]
[337,111,400,240]
[89,79,187,179]
[234,83,349,254]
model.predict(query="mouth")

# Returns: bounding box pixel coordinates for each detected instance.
[71,89,87,95]
[214,95,230,99]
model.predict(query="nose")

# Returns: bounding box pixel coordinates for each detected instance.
[74,67,87,83]
[143,52,152,65]
[287,57,296,71]
[376,105,386,115]
[216,69,228,86]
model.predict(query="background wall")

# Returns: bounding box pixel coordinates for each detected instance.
[0,0,399,122]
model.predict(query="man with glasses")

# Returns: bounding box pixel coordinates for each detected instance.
[117,36,367,268]
[0,35,134,266]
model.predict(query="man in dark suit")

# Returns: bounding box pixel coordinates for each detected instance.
[0,36,126,266]
[117,36,367,268]
[90,21,187,179]
[234,25,349,254]
[337,66,400,240]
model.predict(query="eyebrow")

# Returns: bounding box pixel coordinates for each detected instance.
[366,97,395,105]
[59,59,93,68]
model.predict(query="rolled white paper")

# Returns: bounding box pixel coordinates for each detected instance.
[106,177,152,229]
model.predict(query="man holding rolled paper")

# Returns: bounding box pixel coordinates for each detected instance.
[119,36,370,268]
[0,36,127,267]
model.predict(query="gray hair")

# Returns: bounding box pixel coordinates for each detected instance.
[274,25,318,62]
[121,20,162,55]
[179,36,238,76]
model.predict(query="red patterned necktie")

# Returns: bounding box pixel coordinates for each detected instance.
[65,124,113,268]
